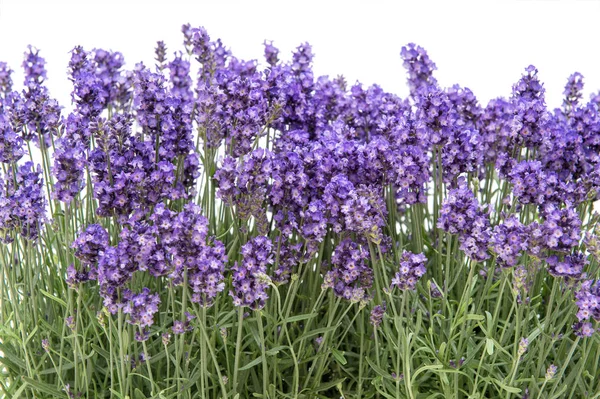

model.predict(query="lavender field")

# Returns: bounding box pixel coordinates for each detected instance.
[1,24,600,398]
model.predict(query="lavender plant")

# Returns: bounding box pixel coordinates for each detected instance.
[1,26,600,399]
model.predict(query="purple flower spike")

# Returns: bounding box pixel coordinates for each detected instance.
[230,236,273,310]
[491,215,529,268]
[322,239,373,302]
[438,178,491,261]
[391,251,427,291]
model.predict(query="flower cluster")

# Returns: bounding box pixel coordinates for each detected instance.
[438,178,491,261]
[370,302,386,327]
[0,162,46,242]
[123,287,161,341]
[490,216,529,268]
[322,239,373,302]
[230,236,273,310]
[546,253,586,280]
[574,280,600,337]
[0,111,24,163]
[68,223,109,285]
[537,204,582,252]
[391,251,427,291]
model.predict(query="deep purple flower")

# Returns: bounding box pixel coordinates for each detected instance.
[574,279,600,324]
[52,137,86,203]
[16,47,61,146]
[538,204,582,252]
[341,184,388,243]
[168,52,193,101]
[563,72,584,113]
[272,237,303,285]
[478,98,515,164]
[441,128,483,184]
[263,40,279,67]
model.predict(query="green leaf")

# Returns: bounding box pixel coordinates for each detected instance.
[285,313,317,323]
[11,382,29,399]
[331,348,347,365]
[486,338,494,355]
[239,356,263,371]
[411,364,443,383]
[485,311,493,331]
[40,289,68,308]
[490,378,521,394]
[366,357,395,381]
[315,377,346,392]
[22,377,62,397]
[24,325,38,346]
[266,345,288,356]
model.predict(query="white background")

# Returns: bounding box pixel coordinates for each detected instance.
[1,0,600,111]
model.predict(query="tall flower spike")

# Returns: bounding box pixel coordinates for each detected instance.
[0,62,12,102]
[400,43,438,97]
[438,177,491,261]
[322,239,373,302]
[229,236,273,310]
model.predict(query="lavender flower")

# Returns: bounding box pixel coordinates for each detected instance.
[400,43,438,97]
[478,98,515,164]
[172,312,195,335]
[52,136,86,203]
[341,184,388,244]
[491,215,529,268]
[538,204,582,252]
[563,72,584,113]
[230,236,273,310]
[391,251,427,291]
[438,178,491,261]
[72,224,109,265]
[122,287,160,341]
[0,62,12,101]
[509,160,554,206]
[168,53,193,101]
[546,253,587,280]
[370,302,386,327]
[263,40,279,67]
[0,111,24,163]
[0,162,46,241]
[517,337,529,358]
[545,364,557,380]
[322,239,373,302]
[575,279,600,325]
[18,46,61,145]
[511,65,549,148]
[441,129,483,184]
[573,321,595,337]
[272,237,303,285]
[158,203,227,306]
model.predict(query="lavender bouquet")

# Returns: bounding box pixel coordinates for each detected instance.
[1,26,600,399]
